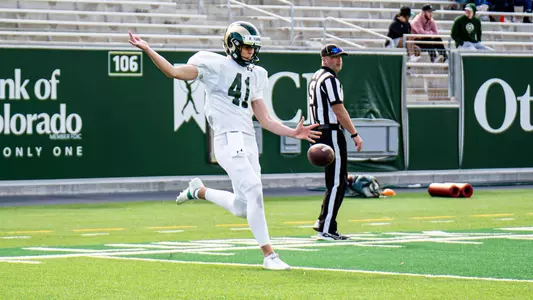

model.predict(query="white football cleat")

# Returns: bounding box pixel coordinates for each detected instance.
[263,253,290,271]
[176,178,204,205]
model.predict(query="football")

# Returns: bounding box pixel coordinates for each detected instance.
[307,143,335,167]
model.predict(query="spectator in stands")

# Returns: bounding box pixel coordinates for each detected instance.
[451,1,490,21]
[451,3,494,50]
[385,6,421,62]
[487,0,515,22]
[410,4,448,63]
[514,0,532,23]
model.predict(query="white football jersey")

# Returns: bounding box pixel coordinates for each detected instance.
[187,51,268,136]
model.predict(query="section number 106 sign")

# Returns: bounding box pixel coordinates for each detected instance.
[108,52,143,77]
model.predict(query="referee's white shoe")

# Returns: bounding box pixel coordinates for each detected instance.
[176,178,204,205]
[263,253,290,270]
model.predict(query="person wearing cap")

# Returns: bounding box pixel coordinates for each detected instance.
[410,4,448,63]
[451,3,493,50]
[308,44,364,241]
[385,6,421,62]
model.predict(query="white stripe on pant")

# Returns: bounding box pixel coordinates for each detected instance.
[323,130,341,233]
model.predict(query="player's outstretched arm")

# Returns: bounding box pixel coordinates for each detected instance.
[252,99,321,143]
[128,30,198,81]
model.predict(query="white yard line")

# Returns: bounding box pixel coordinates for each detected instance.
[95,256,533,283]
[105,244,180,249]
[157,230,185,233]
[363,223,391,226]
[0,259,41,264]
[1,236,31,239]
[24,247,143,253]
[497,227,533,231]
[0,245,260,260]
[81,233,109,236]
[155,242,233,247]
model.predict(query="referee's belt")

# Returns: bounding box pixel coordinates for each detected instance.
[317,124,342,130]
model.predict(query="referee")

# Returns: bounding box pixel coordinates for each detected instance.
[308,44,364,241]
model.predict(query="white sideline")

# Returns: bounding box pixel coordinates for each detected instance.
[95,256,533,283]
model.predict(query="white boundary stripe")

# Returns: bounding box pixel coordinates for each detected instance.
[157,230,185,233]
[0,259,41,264]
[363,223,391,226]
[81,233,109,236]
[2,236,31,239]
[95,256,533,283]
[155,242,233,247]
[24,247,143,253]
[0,245,261,260]
[7,233,533,261]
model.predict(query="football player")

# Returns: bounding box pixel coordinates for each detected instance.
[128,21,320,270]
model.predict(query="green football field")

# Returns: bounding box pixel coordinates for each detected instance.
[1,189,533,299]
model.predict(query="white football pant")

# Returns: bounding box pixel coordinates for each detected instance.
[204,131,271,247]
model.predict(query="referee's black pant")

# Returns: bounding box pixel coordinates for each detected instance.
[314,126,348,234]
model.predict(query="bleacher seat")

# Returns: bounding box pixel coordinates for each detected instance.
[1,0,532,101]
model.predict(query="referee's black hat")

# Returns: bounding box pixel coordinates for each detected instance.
[321,44,348,57]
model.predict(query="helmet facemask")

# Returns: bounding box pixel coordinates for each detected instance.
[224,22,262,67]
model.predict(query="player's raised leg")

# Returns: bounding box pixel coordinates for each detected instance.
[176,179,247,218]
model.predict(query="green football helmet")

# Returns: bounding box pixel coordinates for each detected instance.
[223,21,262,67]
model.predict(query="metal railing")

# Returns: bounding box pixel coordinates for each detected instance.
[324,17,392,49]
[197,0,204,14]
[403,34,452,49]
[404,34,533,49]
[277,0,295,44]
[227,0,294,44]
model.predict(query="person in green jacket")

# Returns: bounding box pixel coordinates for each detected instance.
[451,3,493,50]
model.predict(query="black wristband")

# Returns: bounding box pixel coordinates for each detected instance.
[351,133,358,138]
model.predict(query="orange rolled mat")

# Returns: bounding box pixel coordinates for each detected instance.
[428,183,461,198]
[449,183,474,198]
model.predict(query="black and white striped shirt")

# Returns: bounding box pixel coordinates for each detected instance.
[308,67,344,125]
